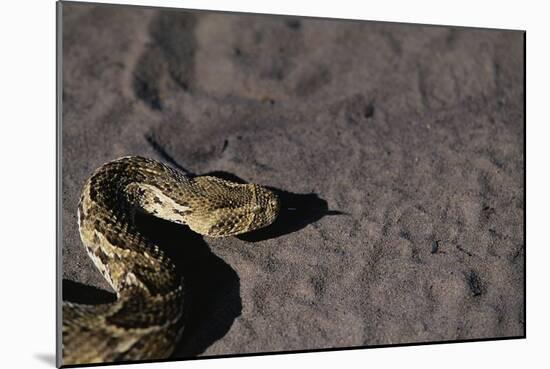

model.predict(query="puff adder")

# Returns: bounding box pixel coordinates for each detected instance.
[62,156,280,365]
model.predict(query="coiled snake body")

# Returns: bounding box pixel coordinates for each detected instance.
[62,156,280,365]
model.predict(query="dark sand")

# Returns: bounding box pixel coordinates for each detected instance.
[61,2,525,359]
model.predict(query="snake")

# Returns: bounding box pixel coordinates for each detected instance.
[62,156,280,365]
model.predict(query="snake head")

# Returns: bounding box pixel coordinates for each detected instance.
[208,184,279,237]
[187,178,281,238]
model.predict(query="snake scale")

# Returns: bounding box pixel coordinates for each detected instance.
[62,156,280,365]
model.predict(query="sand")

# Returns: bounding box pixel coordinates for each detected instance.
[60,2,525,360]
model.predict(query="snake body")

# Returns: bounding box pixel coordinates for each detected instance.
[62,156,280,365]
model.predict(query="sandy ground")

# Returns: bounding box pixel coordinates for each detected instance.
[60,2,525,361]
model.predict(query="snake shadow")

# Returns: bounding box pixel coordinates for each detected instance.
[145,170,342,358]
[144,171,342,358]
[63,279,117,304]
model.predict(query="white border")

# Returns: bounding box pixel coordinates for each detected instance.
[2,1,547,368]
